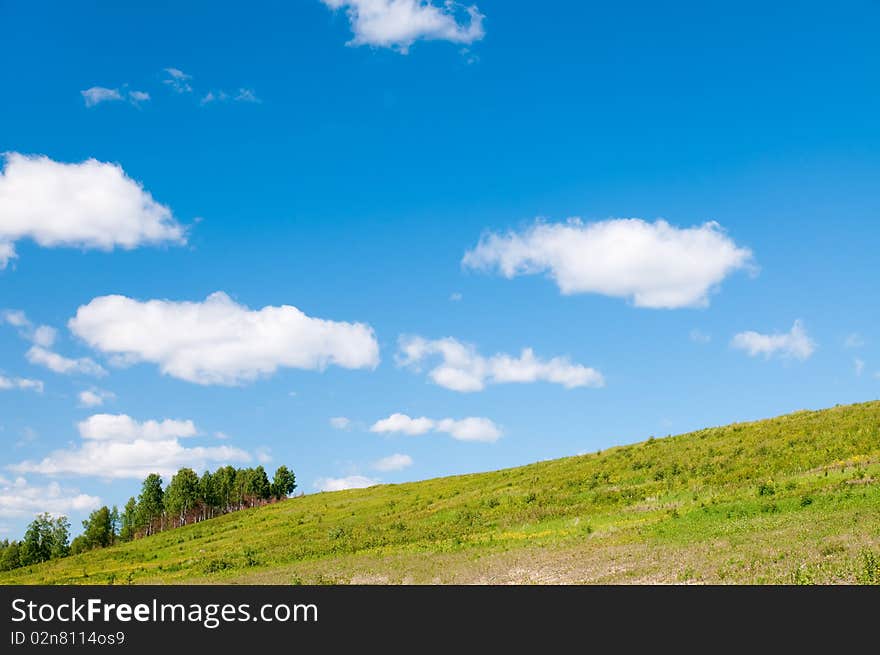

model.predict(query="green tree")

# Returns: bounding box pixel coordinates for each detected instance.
[81,506,113,549]
[0,540,21,571]
[136,474,165,535]
[214,466,237,513]
[248,466,272,501]
[109,505,120,542]
[271,465,297,499]
[120,496,138,541]
[20,513,55,565]
[50,515,70,558]
[165,468,200,526]
[199,470,217,520]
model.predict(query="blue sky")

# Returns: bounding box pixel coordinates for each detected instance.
[1,0,878,538]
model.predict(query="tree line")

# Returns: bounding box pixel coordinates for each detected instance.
[0,464,296,572]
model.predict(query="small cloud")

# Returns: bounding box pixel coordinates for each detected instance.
[214,431,231,440]
[855,358,865,377]
[0,375,44,393]
[731,320,815,361]
[78,388,115,407]
[235,88,260,103]
[255,446,272,464]
[1,310,28,328]
[314,475,379,492]
[27,346,107,377]
[373,453,413,472]
[163,67,193,93]
[690,329,711,344]
[370,413,502,443]
[449,292,463,302]
[844,333,865,349]
[128,90,150,104]
[81,86,123,107]
[200,90,228,105]
[330,417,352,430]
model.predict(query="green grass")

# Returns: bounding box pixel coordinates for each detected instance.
[3,400,880,584]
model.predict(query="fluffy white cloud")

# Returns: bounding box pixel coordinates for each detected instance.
[81,86,123,107]
[321,0,485,52]
[731,320,816,361]
[163,67,193,93]
[371,413,435,435]
[0,153,185,268]
[463,218,754,309]
[26,345,107,377]
[0,476,101,518]
[0,375,44,393]
[78,388,115,407]
[397,335,603,392]
[77,414,197,442]
[434,417,501,442]
[370,413,501,442]
[315,475,379,492]
[373,453,413,472]
[69,292,380,385]
[330,417,352,430]
[129,90,150,103]
[12,414,250,479]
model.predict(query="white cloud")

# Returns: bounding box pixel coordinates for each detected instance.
[330,416,352,430]
[163,67,193,93]
[77,414,197,442]
[435,417,501,442]
[373,453,413,472]
[397,335,603,392]
[129,90,150,103]
[731,320,816,361]
[235,88,260,103]
[0,476,101,519]
[26,345,107,377]
[371,413,435,435]
[200,90,228,105]
[314,475,379,492]
[855,358,865,376]
[370,413,501,442]
[69,292,380,385]
[201,89,259,105]
[78,388,115,407]
[31,325,57,348]
[463,218,754,309]
[12,414,250,479]
[1,309,56,346]
[0,375,44,393]
[690,329,711,344]
[81,86,123,107]
[1,309,28,328]
[0,153,185,269]
[321,0,485,52]
[844,333,865,349]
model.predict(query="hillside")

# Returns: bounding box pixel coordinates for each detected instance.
[3,401,880,585]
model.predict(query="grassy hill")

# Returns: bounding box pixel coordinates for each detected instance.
[3,401,880,585]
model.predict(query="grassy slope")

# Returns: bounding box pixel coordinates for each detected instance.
[3,401,880,585]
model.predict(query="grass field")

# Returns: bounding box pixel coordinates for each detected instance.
[3,400,880,585]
